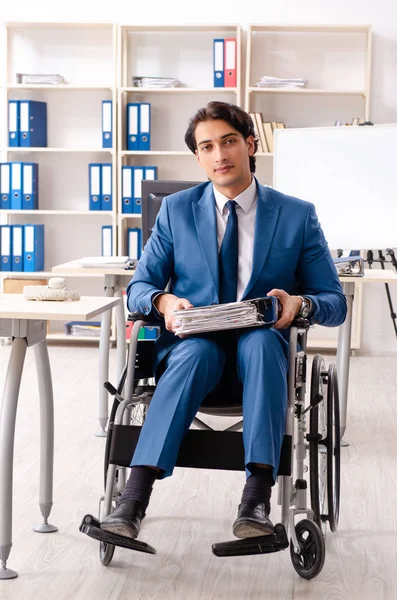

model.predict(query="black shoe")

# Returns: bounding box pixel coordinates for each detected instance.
[232,501,274,539]
[101,500,146,539]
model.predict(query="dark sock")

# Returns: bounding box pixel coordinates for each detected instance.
[119,466,159,511]
[241,466,273,514]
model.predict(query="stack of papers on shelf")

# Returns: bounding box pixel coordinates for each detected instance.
[173,297,279,336]
[132,76,181,88]
[16,73,66,85]
[333,256,364,277]
[64,321,101,337]
[79,256,131,268]
[255,76,308,89]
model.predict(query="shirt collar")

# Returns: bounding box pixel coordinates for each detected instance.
[213,176,257,215]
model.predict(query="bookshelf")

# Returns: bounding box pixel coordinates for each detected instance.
[245,24,372,186]
[0,21,371,350]
[0,21,118,341]
[117,23,242,254]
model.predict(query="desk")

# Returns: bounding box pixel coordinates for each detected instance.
[0,294,121,580]
[52,261,134,436]
[337,269,397,441]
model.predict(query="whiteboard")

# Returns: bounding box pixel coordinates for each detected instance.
[273,124,397,250]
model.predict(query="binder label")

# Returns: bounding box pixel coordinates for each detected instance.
[12,163,21,188]
[1,227,10,254]
[91,166,100,195]
[123,168,132,197]
[1,165,10,192]
[24,165,33,194]
[13,227,22,255]
[25,226,34,252]
[20,102,29,132]
[102,165,111,194]
[103,102,112,133]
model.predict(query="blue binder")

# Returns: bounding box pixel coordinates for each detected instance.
[127,227,142,260]
[127,103,140,150]
[139,103,151,150]
[144,166,158,182]
[0,225,12,271]
[101,225,113,257]
[20,100,47,147]
[89,163,102,211]
[0,163,11,210]
[101,164,112,211]
[8,100,20,147]
[144,326,159,340]
[121,166,133,213]
[102,100,113,148]
[213,39,225,87]
[11,224,24,272]
[132,166,144,214]
[10,162,23,210]
[24,224,45,272]
[22,163,39,210]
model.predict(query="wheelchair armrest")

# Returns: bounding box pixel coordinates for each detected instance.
[290,317,310,330]
[127,312,162,327]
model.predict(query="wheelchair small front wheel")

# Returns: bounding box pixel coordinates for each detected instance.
[99,541,115,566]
[289,519,325,580]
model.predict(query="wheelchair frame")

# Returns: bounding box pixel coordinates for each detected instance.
[81,317,340,580]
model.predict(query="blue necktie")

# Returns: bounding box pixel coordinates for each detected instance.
[219,200,238,304]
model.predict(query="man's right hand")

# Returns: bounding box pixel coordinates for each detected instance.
[154,294,193,334]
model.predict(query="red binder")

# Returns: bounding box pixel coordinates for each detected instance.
[224,38,237,87]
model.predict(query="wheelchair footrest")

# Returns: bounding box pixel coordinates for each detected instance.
[79,514,156,555]
[212,523,288,557]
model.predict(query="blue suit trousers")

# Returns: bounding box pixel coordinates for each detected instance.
[130,327,289,482]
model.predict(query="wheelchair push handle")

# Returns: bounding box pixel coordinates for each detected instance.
[103,381,124,404]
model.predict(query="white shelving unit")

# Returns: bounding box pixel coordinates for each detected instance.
[117,24,242,254]
[0,21,118,341]
[0,21,370,351]
[245,24,372,187]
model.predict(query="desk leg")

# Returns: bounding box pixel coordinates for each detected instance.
[33,341,58,534]
[115,288,126,383]
[337,282,355,443]
[0,338,27,580]
[97,283,114,437]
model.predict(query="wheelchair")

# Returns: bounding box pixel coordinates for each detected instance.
[80,313,341,581]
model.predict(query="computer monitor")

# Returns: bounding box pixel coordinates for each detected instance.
[141,180,202,245]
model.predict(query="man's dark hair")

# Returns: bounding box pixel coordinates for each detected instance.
[184,101,258,173]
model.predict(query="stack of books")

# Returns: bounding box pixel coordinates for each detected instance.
[248,114,285,153]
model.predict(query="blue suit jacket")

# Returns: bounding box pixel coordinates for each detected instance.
[127,180,347,371]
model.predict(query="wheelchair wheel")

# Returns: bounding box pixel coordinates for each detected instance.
[309,358,341,533]
[290,519,325,580]
[99,541,115,566]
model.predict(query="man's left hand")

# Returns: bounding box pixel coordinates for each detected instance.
[267,289,302,330]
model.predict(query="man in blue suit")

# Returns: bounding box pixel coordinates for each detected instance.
[102,102,346,540]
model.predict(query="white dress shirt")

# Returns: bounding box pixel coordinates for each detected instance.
[213,177,257,301]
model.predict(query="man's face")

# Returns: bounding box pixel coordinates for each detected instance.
[194,119,254,193]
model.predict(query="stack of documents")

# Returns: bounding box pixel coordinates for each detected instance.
[79,256,131,269]
[255,76,308,89]
[132,76,181,88]
[173,297,279,336]
[333,256,364,277]
[16,73,65,85]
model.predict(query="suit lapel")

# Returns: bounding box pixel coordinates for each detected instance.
[192,184,219,301]
[242,183,280,299]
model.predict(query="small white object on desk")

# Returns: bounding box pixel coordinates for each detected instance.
[23,277,80,302]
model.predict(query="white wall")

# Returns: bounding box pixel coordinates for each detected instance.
[2,0,397,354]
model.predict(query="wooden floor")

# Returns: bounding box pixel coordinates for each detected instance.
[0,342,396,600]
